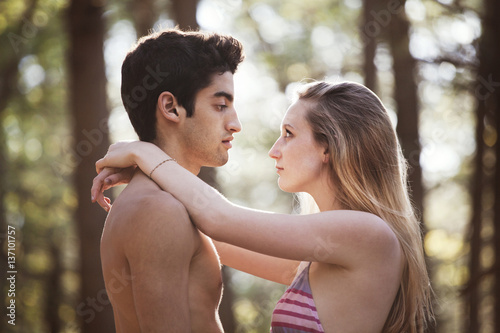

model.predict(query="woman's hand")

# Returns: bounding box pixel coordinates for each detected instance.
[92,140,168,211]
[91,166,136,211]
[95,141,143,173]
[95,140,165,174]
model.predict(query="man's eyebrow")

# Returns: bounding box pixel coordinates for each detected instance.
[213,91,234,102]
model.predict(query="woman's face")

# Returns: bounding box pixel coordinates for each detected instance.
[268,99,328,193]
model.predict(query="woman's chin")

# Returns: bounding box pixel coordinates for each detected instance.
[277,180,295,193]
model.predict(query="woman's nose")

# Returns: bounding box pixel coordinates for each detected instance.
[268,138,281,159]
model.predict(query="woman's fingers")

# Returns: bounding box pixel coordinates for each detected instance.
[91,166,136,213]
[91,167,115,201]
[95,141,139,172]
[95,157,107,174]
[92,141,149,212]
[103,166,136,188]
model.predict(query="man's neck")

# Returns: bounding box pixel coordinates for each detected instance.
[153,140,201,175]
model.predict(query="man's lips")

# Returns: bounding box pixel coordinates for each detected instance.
[222,137,233,149]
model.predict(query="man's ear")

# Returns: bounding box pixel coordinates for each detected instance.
[157,91,180,123]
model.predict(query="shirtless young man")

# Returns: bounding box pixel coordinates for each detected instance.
[98,29,244,332]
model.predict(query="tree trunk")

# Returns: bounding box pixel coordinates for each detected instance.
[46,242,62,332]
[171,0,199,31]
[0,0,38,112]
[361,0,378,92]
[386,0,425,227]
[466,95,485,332]
[386,5,434,331]
[67,0,114,331]
[129,0,157,38]
[466,83,486,332]
[495,80,500,333]
[480,0,500,330]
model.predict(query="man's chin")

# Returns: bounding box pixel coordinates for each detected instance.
[213,158,229,167]
[203,154,229,168]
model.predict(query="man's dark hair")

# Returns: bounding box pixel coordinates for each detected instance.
[121,29,244,142]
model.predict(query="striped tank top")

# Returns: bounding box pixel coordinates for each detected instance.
[271,262,325,333]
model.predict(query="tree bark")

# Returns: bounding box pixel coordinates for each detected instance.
[480,0,500,330]
[171,0,199,31]
[386,6,434,331]
[466,84,485,333]
[129,0,157,38]
[67,0,114,331]
[361,0,378,92]
[46,242,63,332]
[386,0,424,227]
[0,0,38,113]
[495,77,500,333]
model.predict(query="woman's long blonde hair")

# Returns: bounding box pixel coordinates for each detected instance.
[297,81,434,332]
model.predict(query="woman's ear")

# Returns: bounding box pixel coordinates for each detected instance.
[157,91,180,123]
[323,148,329,164]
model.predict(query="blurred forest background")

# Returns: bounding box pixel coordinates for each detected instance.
[0,0,499,332]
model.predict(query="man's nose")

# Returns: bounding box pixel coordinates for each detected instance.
[226,108,242,133]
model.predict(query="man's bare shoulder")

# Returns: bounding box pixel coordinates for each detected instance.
[110,175,190,225]
[104,175,199,256]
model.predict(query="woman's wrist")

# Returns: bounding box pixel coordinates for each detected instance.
[132,142,170,175]
[130,141,148,167]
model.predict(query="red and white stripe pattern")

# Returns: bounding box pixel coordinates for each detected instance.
[271,263,325,333]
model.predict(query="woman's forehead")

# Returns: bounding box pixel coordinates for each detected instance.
[282,100,309,125]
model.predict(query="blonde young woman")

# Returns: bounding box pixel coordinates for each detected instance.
[92,81,434,332]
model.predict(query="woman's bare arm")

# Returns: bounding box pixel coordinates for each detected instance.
[213,241,300,285]
[95,141,399,270]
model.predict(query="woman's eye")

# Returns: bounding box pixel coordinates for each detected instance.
[285,130,292,138]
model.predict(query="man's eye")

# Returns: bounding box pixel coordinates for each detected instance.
[217,105,227,111]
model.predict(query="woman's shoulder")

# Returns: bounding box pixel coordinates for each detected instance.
[320,210,399,244]
[312,209,402,267]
